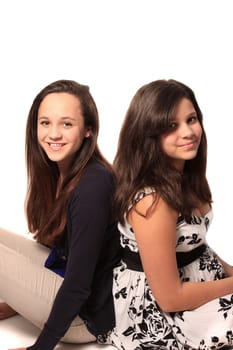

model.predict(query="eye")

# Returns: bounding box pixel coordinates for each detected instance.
[63,122,72,128]
[40,120,49,126]
[188,115,198,124]
[169,122,177,130]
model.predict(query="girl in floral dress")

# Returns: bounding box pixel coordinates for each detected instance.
[105,80,233,349]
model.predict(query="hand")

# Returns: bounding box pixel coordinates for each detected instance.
[8,348,26,350]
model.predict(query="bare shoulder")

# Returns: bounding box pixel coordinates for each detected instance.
[130,193,177,221]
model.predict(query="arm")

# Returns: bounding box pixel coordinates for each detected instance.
[26,164,114,350]
[128,194,233,313]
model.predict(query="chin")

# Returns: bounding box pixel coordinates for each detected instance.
[184,155,197,161]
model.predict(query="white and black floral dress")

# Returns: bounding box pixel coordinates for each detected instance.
[105,189,233,350]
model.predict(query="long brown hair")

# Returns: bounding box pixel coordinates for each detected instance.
[25,79,112,246]
[114,79,212,224]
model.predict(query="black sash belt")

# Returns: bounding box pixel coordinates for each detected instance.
[122,244,207,271]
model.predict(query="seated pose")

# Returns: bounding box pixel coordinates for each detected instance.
[104,79,233,349]
[0,79,121,350]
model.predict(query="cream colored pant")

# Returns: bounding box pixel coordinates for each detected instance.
[0,227,95,344]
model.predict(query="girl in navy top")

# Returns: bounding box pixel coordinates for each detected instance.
[0,79,121,350]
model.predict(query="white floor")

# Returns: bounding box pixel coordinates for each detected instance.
[0,314,115,350]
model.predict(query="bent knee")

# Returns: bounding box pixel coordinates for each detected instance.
[62,320,96,344]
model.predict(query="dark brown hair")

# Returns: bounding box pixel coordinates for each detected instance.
[114,79,212,224]
[25,79,112,246]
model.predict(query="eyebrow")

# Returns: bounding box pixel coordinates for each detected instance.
[38,116,78,121]
[187,112,197,118]
[60,116,78,121]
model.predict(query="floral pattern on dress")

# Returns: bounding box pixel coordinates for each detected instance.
[99,189,233,349]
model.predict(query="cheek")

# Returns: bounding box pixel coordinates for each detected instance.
[70,131,86,150]
[196,124,203,139]
[37,127,41,140]
[37,127,44,141]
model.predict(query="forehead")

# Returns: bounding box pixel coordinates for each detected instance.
[38,92,82,116]
[172,98,196,119]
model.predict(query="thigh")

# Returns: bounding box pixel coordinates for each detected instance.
[0,235,61,328]
[0,227,96,343]
[0,227,49,265]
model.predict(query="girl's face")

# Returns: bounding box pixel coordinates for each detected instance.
[37,92,90,175]
[160,98,202,171]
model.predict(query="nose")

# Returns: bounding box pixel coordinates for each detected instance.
[180,123,194,138]
[48,125,62,139]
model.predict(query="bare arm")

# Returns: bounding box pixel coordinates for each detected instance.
[128,194,233,313]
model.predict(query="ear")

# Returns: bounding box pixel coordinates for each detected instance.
[85,128,92,138]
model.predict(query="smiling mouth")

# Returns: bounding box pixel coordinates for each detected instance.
[48,143,66,150]
[179,140,197,148]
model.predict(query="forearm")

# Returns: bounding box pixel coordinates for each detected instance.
[158,276,233,312]
[26,328,58,350]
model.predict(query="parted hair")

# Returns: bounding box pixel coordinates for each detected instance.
[25,79,112,246]
[113,79,212,224]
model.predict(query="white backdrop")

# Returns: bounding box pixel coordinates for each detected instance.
[0,0,232,262]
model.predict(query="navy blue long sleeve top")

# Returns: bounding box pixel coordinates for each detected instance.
[27,160,121,350]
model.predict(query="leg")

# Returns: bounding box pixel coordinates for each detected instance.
[0,227,48,320]
[0,227,95,343]
[0,227,49,265]
[0,227,60,328]
[0,227,49,320]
